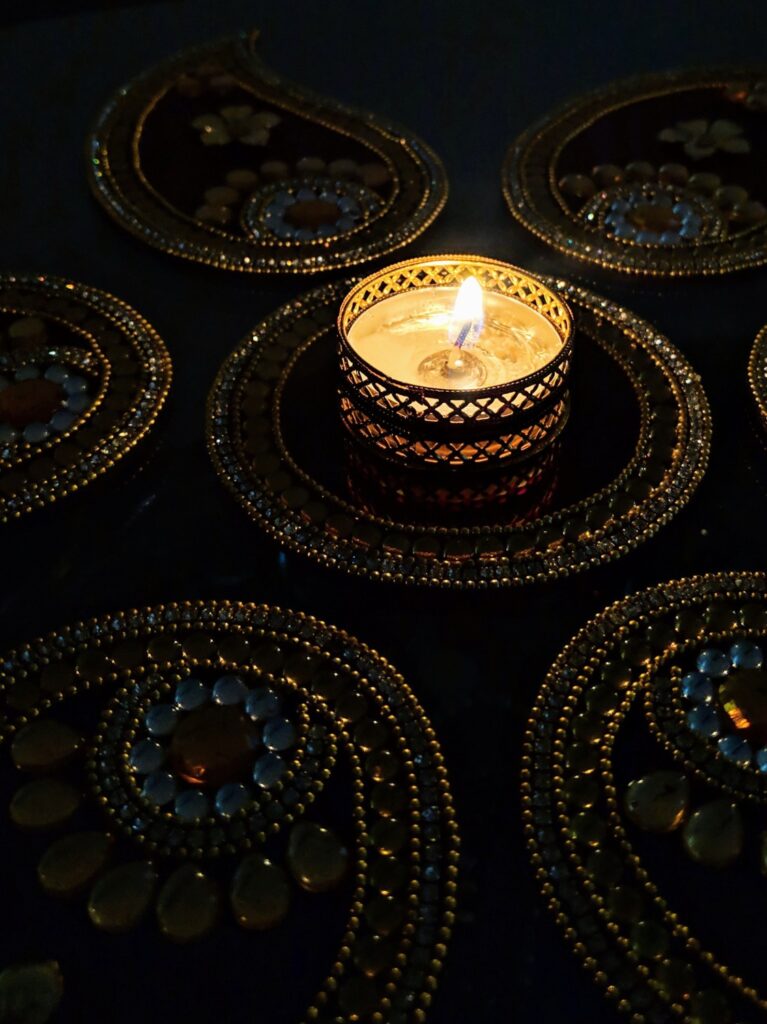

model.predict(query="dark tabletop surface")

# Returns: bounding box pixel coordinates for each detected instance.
[2,1,767,1021]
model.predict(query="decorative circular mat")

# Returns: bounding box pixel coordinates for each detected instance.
[0,273,171,524]
[206,277,710,588]
[503,67,767,275]
[523,572,767,1024]
[0,601,457,1022]
[748,323,767,431]
[87,32,447,275]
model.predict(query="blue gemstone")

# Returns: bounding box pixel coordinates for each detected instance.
[681,672,714,703]
[679,222,700,240]
[129,739,165,774]
[212,674,247,706]
[214,782,250,817]
[636,230,660,244]
[245,688,280,721]
[174,677,209,710]
[614,222,636,239]
[696,649,730,677]
[253,751,286,788]
[174,790,209,822]
[687,705,720,738]
[717,734,752,766]
[142,771,176,806]
[659,231,680,245]
[757,749,767,773]
[263,717,296,752]
[730,641,763,670]
[145,703,178,736]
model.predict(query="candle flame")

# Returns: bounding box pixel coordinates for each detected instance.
[448,276,484,351]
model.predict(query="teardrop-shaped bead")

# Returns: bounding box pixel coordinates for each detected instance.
[10,778,81,830]
[230,854,290,930]
[38,832,112,896]
[624,771,689,833]
[11,720,80,773]
[0,961,63,1024]
[682,800,743,867]
[287,822,349,893]
[156,865,219,942]
[88,861,158,933]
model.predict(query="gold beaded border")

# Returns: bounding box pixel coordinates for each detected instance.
[523,571,767,1021]
[748,324,767,431]
[206,275,711,588]
[503,66,767,277]
[87,34,448,276]
[0,600,459,1023]
[0,274,172,525]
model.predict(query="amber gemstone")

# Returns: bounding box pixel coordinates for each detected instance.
[169,705,259,787]
[10,778,81,830]
[38,832,112,896]
[719,669,767,741]
[287,822,349,893]
[230,854,290,930]
[284,199,340,230]
[683,800,743,868]
[0,379,63,428]
[157,865,219,942]
[12,719,81,773]
[88,861,157,933]
[628,204,682,233]
[0,962,63,1023]
[624,771,689,833]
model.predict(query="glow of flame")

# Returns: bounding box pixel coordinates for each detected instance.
[448,276,484,351]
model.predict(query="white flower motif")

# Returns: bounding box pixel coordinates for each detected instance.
[191,105,281,147]
[658,119,750,160]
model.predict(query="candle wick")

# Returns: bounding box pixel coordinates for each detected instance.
[453,320,473,350]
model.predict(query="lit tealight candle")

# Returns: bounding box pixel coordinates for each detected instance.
[345,270,563,391]
[338,255,573,470]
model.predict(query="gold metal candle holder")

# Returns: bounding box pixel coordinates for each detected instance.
[337,255,573,470]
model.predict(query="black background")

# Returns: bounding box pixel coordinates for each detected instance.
[2,2,767,1021]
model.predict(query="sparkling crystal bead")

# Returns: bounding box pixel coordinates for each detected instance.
[681,671,713,703]
[174,677,209,710]
[687,704,720,738]
[730,641,763,669]
[696,648,730,677]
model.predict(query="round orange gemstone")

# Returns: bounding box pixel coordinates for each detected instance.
[285,199,340,230]
[627,204,682,233]
[0,379,63,428]
[169,706,259,788]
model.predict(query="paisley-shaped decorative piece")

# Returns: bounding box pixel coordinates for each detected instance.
[748,323,767,433]
[504,68,767,275]
[87,32,447,274]
[0,601,458,1022]
[0,274,171,523]
[206,274,710,588]
[524,572,767,1022]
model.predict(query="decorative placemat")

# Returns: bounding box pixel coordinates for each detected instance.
[0,273,171,524]
[87,32,447,275]
[0,601,457,1022]
[206,276,711,588]
[748,323,767,431]
[504,67,767,275]
[523,572,767,1023]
